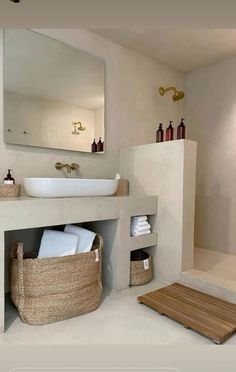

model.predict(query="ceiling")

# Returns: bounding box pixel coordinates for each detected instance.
[91,29,236,73]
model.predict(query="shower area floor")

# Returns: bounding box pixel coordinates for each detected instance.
[195,248,236,283]
[180,248,236,303]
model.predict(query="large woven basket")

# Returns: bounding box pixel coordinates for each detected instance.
[10,234,103,326]
[130,249,152,286]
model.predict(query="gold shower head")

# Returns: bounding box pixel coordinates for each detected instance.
[159,86,185,102]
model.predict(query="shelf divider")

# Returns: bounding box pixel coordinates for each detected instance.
[129,232,158,251]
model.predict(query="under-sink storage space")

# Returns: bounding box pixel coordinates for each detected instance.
[4,221,113,328]
[4,227,45,293]
[0,195,157,333]
[4,220,118,293]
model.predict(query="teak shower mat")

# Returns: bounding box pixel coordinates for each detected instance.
[137,283,236,344]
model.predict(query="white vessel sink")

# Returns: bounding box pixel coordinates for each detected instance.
[23,178,119,198]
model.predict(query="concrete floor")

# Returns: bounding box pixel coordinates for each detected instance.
[1,279,236,345]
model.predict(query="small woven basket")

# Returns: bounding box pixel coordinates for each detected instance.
[10,234,103,325]
[130,249,153,286]
[0,184,21,198]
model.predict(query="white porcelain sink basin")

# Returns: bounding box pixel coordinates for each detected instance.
[23,178,119,198]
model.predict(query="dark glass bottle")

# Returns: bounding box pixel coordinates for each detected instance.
[4,169,15,185]
[97,137,103,152]
[156,124,164,143]
[177,118,186,139]
[91,139,97,153]
[166,121,174,141]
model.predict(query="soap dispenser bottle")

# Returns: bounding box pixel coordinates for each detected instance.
[177,118,186,139]
[97,137,103,152]
[156,124,164,143]
[91,139,97,153]
[4,169,15,185]
[166,121,174,141]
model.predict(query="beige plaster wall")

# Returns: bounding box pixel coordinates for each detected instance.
[184,56,236,255]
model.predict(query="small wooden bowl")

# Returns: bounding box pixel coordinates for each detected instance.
[0,184,21,198]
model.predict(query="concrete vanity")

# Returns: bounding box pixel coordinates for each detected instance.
[0,195,158,333]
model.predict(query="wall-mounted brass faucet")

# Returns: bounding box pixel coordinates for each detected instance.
[55,162,80,174]
[159,86,185,102]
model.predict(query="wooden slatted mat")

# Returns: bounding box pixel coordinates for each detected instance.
[137,283,236,344]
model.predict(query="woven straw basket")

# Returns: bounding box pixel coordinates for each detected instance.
[10,234,103,326]
[130,250,152,286]
[0,184,21,198]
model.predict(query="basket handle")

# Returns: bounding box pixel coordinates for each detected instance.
[14,242,26,318]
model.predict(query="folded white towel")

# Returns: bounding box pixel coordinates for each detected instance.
[131,223,151,232]
[132,216,147,223]
[131,221,149,228]
[64,224,96,253]
[132,229,151,235]
[132,229,151,237]
[38,230,78,258]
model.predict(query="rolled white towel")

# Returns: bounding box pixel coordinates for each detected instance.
[131,223,151,232]
[132,216,147,223]
[64,224,96,253]
[38,230,78,258]
[132,229,151,237]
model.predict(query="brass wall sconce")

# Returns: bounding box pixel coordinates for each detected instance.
[72,121,86,135]
[159,86,185,102]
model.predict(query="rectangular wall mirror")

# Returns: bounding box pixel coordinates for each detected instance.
[4,29,105,153]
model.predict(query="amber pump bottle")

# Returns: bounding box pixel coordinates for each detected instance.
[156,124,164,143]
[4,169,15,185]
[91,139,97,153]
[166,121,174,141]
[177,118,186,139]
[97,137,103,152]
